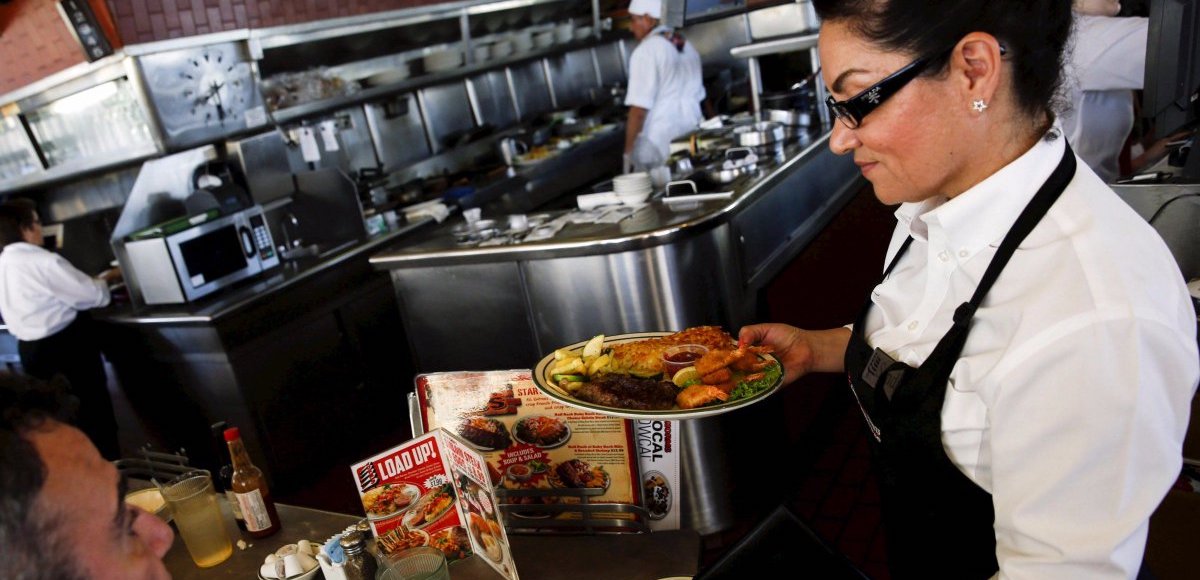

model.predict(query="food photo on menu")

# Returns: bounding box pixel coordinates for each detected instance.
[413,370,648,529]
[350,429,519,579]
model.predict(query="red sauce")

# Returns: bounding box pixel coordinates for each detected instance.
[664,351,702,364]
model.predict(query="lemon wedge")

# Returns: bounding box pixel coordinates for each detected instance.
[672,366,701,388]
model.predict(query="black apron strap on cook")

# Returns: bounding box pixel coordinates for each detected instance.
[842,142,1077,579]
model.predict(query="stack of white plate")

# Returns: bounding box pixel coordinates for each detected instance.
[512,31,534,53]
[533,30,556,49]
[492,39,515,58]
[612,172,653,204]
[555,22,575,44]
[473,44,491,62]
[424,49,463,73]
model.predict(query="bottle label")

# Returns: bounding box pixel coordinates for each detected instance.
[235,489,272,532]
[224,490,245,520]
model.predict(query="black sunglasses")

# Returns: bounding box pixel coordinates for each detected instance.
[824,52,940,129]
[825,44,1006,129]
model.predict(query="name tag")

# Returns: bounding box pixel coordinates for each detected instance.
[862,347,907,400]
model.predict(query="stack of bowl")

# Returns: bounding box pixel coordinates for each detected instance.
[613,172,654,204]
[555,22,575,44]
[424,49,463,73]
[492,39,515,58]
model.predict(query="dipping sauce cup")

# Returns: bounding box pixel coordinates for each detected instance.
[160,470,232,568]
[662,344,708,379]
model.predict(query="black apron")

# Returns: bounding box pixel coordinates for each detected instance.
[18,312,120,459]
[844,143,1076,579]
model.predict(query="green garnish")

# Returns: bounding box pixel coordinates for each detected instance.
[729,363,782,400]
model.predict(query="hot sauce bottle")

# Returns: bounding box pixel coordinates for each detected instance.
[223,427,281,537]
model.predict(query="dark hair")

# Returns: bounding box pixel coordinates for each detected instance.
[812,0,1072,121]
[0,372,85,580]
[0,198,38,248]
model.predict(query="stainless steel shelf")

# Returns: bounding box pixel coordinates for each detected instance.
[730,31,820,59]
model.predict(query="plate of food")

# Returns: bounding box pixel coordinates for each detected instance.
[457,416,512,451]
[512,415,571,448]
[402,484,457,530]
[467,512,505,563]
[532,326,784,420]
[548,459,610,491]
[375,527,430,555]
[361,482,420,522]
[643,470,671,520]
[428,526,471,560]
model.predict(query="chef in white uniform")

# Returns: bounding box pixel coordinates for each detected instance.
[1061,0,1147,182]
[623,0,706,171]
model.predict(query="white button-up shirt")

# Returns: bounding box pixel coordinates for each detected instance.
[625,25,705,165]
[862,131,1198,578]
[1061,15,1148,182]
[0,242,109,341]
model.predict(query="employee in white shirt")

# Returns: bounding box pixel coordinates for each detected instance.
[1061,0,1147,182]
[0,200,122,458]
[743,0,1197,577]
[623,0,706,171]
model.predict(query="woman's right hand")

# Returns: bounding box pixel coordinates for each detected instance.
[738,323,852,386]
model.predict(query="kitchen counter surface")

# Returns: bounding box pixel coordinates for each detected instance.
[95,218,435,326]
[370,127,829,269]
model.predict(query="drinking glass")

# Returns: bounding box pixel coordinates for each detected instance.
[380,546,449,580]
[160,470,233,568]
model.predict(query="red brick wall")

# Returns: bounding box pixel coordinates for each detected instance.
[104,0,447,44]
[0,0,450,96]
[0,0,94,96]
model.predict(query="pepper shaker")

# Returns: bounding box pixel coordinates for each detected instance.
[338,530,378,580]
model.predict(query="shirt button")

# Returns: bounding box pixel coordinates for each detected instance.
[907,321,919,331]
[959,250,969,258]
[938,251,949,262]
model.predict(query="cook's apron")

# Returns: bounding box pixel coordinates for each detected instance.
[843,143,1076,579]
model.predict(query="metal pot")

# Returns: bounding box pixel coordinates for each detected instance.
[765,108,811,128]
[734,121,785,148]
[703,148,757,184]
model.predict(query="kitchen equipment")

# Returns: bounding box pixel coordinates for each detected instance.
[703,147,758,184]
[734,121,785,148]
[498,137,529,166]
[423,50,463,73]
[765,108,811,128]
[123,205,279,305]
[187,160,253,216]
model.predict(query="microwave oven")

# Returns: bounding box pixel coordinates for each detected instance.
[124,207,279,305]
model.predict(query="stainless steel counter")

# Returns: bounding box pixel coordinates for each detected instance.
[370,131,831,268]
[367,124,862,537]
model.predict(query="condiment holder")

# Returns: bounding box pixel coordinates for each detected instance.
[259,540,322,580]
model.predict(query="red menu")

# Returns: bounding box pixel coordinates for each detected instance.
[414,370,644,528]
[350,429,519,580]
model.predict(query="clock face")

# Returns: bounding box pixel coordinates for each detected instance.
[139,42,265,144]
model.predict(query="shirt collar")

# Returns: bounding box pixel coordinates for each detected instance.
[894,124,1066,251]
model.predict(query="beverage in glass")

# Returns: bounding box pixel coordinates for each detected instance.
[161,470,233,568]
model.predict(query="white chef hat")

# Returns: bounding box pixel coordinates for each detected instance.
[628,0,662,19]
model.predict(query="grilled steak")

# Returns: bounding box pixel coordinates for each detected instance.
[574,375,677,410]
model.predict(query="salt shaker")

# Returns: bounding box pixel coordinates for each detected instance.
[338,530,378,580]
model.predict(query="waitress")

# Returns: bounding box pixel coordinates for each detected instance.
[0,199,122,459]
[623,0,706,172]
[741,0,1198,577]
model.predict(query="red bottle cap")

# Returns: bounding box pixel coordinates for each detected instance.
[223,427,241,442]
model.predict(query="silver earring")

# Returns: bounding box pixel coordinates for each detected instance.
[972,99,988,113]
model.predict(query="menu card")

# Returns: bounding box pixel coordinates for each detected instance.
[634,419,682,531]
[413,370,646,529]
[350,429,519,580]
